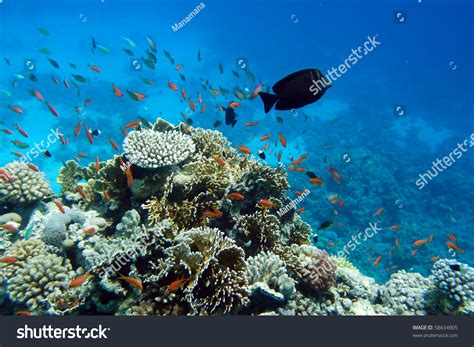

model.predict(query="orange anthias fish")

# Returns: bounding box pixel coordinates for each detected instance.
[181,87,187,100]
[88,64,101,73]
[447,233,457,241]
[198,92,202,103]
[431,256,440,262]
[203,208,223,218]
[54,200,66,214]
[121,128,129,136]
[374,255,383,266]
[309,177,323,185]
[188,99,196,111]
[32,89,43,101]
[27,164,39,172]
[167,277,189,292]
[237,144,251,154]
[258,199,274,208]
[129,91,146,101]
[213,156,225,166]
[14,125,29,138]
[0,169,14,182]
[296,207,305,214]
[211,89,219,95]
[118,273,143,290]
[69,274,92,288]
[76,185,87,200]
[446,242,464,254]
[46,101,59,117]
[250,83,263,100]
[413,239,428,247]
[85,125,93,144]
[374,207,384,216]
[175,64,184,71]
[1,223,19,232]
[395,238,399,249]
[113,84,124,97]
[279,133,287,148]
[411,250,418,257]
[391,225,401,230]
[83,227,97,235]
[63,78,70,89]
[227,192,245,200]
[0,257,19,264]
[245,121,259,127]
[15,310,32,316]
[95,155,100,171]
[296,167,306,172]
[229,101,240,109]
[201,103,206,113]
[167,82,178,91]
[126,165,133,187]
[74,121,83,137]
[260,134,271,141]
[103,190,111,201]
[8,105,24,114]
[125,120,141,128]
[327,166,342,183]
[109,137,119,151]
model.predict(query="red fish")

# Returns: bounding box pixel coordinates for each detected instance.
[69,274,92,288]
[175,64,184,71]
[201,103,206,113]
[374,255,383,266]
[126,120,141,128]
[0,257,19,264]
[118,273,143,290]
[279,133,287,148]
[213,156,225,166]
[126,165,133,187]
[14,125,29,138]
[121,128,129,137]
[51,76,59,84]
[327,166,342,183]
[63,78,70,89]
[167,82,178,91]
[113,84,124,97]
[103,190,111,201]
[260,134,271,141]
[227,192,245,200]
[245,121,259,127]
[83,227,97,235]
[11,151,25,158]
[431,256,440,262]
[32,88,43,101]
[0,224,19,232]
[250,83,263,100]
[188,99,196,112]
[167,277,189,292]
[374,207,384,216]
[447,233,457,241]
[309,177,323,185]
[78,152,87,158]
[198,91,202,103]
[211,89,219,95]
[8,105,24,114]
[181,87,187,100]
[54,200,66,214]
[413,239,428,247]
[76,185,87,200]
[1,129,13,135]
[27,164,39,172]
[258,199,274,208]
[84,125,93,144]
[109,137,119,151]
[446,242,464,254]
[84,98,92,107]
[95,155,100,171]
[237,144,251,154]
[46,101,59,117]
[88,64,101,73]
[74,121,83,137]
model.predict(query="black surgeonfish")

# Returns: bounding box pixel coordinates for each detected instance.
[223,107,237,127]
[259,69,331,113]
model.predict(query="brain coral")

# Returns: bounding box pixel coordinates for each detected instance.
[0,162,52,205]
[298,245,336,294]
[432,259,474,305]
[123,129,195,168]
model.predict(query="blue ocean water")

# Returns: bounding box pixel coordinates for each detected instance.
[0,0,472,283]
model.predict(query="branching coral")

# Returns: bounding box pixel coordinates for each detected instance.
[0,162,52,205]
[123,129,195,168]
[148,227,249,315]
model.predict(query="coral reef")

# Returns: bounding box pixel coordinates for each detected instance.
[0,162,52,205]
[1,120,472,317]
[123,129,195,168]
